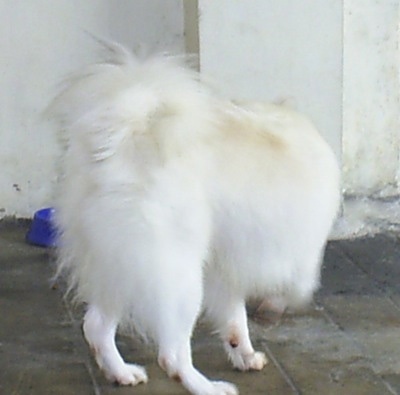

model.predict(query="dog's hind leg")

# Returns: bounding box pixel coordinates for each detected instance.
[155,269,238,395]
[83,305,148,386]
[158,338,238,395]
[203,273,268,372]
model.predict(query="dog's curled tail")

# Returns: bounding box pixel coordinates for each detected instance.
[49,42,213,161]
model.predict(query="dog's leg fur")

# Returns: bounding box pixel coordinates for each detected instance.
[83,305,148,386]
[204,272,268,371]
[220,301,267,371]
[158,339,238,395]
[155,277,238,395]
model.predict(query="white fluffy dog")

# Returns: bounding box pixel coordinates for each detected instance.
[51,43,340,395]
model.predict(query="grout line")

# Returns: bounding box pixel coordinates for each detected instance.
[63,299,102,395]
[84,360,102,395]
[381,379,399,395]
[332,243,400,395]
[385,294,400,314]
[315,299,397,394]
[316,254,398,395]
[261,340,301,395]
[333,243,400,313]
[313,300,343,332]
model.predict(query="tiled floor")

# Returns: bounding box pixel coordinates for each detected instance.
[1,222,399,394]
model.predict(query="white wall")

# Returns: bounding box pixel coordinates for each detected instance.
[0,0,185,219]
[1,0,400,220]
[108,0,184,53]
[0,0,110,218]
[198,0,343,161]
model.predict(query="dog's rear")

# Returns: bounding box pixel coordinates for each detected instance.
[51,43,339,395]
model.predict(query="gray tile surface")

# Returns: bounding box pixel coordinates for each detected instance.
[1,223,399,394]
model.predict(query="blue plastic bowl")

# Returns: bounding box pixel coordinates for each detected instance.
[26,207,57,248]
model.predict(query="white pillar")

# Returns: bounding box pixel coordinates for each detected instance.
[342,0,400,196]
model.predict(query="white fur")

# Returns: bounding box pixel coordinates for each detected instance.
[51,43,340,395]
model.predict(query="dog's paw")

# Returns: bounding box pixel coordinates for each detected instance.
[231,351,268,371]
[246,351,268,370]
[104,363,148,386]
[209,381,239,395]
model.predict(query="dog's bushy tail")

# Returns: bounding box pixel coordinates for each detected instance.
[49,42,214,161]
[49,43,216,316]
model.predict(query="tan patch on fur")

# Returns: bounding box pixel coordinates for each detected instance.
[171,373,182,383]
[219,111,288,156]
[228,331,240,348]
